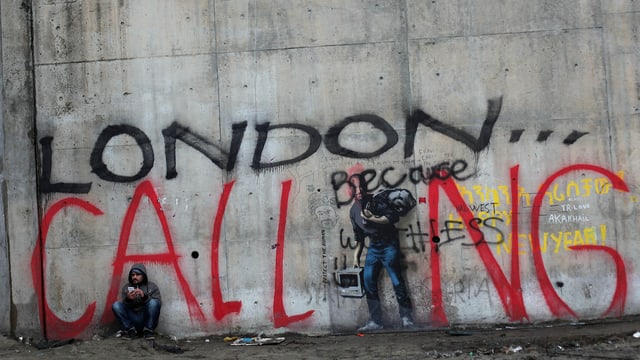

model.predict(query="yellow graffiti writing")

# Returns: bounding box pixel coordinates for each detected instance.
[455,171,624,207]
[495,224,608,255]
[543,172,624,205]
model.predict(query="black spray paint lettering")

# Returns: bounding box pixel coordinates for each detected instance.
[337,217,504,253]
[405,220,429,253]
[41,120,247,193]
[464,217,505,246]
[253,122,322,170]
[90,124,155,182]
[339,229,359,250]
[434,217,505,250]
[509,129,589,144]
[404,97,503,157]
[162,121,248,179]
[39,136,92,194]
[466,202,499,213]
[331,160,472,208]
[324,114,398,158]
[40,103,498,193]
[39,125,156,194]
[41,97,588,194]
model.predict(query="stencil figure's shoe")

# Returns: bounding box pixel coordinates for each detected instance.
[402,316,415,328]
[358,321,383,332]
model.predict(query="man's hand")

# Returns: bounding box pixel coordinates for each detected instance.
[353,239,364,268]
[127,288,144,300]
[352,249,360,268]
[361,210,390,224]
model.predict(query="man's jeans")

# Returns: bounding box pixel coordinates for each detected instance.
[363,240,412,324]
[112,299,161,332]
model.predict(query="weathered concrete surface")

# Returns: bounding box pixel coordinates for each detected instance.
[0,0,7,335]
[2,0,640,341]
[1,0,41,337]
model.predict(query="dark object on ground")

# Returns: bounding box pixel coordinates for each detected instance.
[32,339,74,350]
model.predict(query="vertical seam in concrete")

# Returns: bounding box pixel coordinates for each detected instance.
[0,0,11,337]
[213,1,224,163]
[400,0,411,116]
[251,0,258,126]
[212,0,235,309]
[598,7,619,253]
[212,0,226,301]
[399,0,419,195]
[26,0,47,340]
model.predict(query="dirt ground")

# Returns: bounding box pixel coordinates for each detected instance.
[2,317,640,359]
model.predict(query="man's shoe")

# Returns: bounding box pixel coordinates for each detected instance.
[358,321,383,331]
[122,327,138,339]
[402,316,415,328]
[143,328,155,340]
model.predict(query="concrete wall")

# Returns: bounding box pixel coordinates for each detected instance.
[2,0,640,340]
[1,0,41,338]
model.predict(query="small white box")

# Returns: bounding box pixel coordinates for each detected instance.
[337,267,365,298]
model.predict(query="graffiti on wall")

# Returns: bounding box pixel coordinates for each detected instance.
[332,164,628,326]
[33,179,315,339]
[34,95,630,339]
[41,96,584,193]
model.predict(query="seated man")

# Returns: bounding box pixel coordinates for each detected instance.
[112,263,162,339]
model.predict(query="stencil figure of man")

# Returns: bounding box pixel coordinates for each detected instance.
[350,181,416,331]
